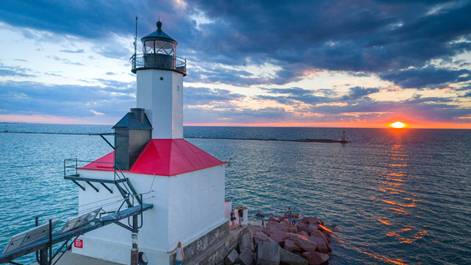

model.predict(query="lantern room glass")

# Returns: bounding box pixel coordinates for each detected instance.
[131,21,186,76]
[143,40,175,56]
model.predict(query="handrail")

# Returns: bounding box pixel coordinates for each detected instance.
[63,158,141,207]
[0,204,153,263]
[130,53,186,75]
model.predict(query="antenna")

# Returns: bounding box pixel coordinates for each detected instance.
[131,16,137,71]
[134,16,138,56]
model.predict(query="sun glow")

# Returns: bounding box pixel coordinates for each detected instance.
[389,121,407,129]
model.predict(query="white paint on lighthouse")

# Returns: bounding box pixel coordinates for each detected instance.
[136,69,183,139]
[74,165,225,265]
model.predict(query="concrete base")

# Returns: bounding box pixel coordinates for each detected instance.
[184,225,248,265]
[45,252,124,265]
[61,222,248,265]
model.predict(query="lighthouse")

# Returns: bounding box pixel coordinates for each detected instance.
[73,21,226,265]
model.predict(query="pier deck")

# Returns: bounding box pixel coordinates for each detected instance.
[40,252,124,265]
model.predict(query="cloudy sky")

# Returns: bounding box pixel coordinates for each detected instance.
[0,0,470,128]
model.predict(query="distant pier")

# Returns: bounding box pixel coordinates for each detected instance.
[1,130,350,144]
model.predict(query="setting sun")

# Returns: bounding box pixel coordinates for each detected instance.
[389,121,407,129]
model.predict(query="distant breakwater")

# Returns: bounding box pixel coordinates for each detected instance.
[189,136,349,144]
[0,130,349,144]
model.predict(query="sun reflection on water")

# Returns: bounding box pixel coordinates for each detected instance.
[375,143,428,250]
[332,142,429,264]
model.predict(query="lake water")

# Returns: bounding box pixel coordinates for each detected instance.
[0,123,470,264]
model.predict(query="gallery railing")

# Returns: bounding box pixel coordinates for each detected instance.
[131,53,186,75]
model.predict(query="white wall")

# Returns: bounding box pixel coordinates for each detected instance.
[73,169,170,264]
[136,69,183,139]
[74,165,225,265]
[167,165,226,248]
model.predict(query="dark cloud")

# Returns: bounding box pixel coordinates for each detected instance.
[0,80,248,123]
[190,0,471,74]
[259,86,379,105]
[1,0,469,87]
[254,86,469,123]
[60,49,84,54]
[184,60,302,86]
[381,67,471,88]
[185,67,255,86]
[183,106,292,124]
[0,1,177,39]
[259,87,329,105]
[406,95,455,104]
[184,87,244,105]
[342,87,380,100]
[223,107,291,121]
[0,81,134,118]
[307,94,470,122]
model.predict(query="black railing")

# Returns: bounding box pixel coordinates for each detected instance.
[63,158,141,206]
[63,158,113,177]
[131,53,186,75]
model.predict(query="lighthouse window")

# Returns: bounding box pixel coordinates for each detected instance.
[144,40,155,54]
[155,40,175,56]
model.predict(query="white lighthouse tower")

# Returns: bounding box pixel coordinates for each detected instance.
[73,21,227,265]
[135,20,184,139]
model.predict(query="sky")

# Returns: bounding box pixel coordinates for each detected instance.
[0,0,470,128]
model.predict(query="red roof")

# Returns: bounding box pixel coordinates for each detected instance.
[81,139,224,176]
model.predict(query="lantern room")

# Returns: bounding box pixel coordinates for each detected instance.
[132,21,186,75]
[142,21,176,56]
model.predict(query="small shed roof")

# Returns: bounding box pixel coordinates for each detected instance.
[112,111,152,130]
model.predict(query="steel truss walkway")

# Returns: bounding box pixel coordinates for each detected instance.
[0,155,153,265]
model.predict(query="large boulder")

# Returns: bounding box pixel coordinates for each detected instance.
[296,223,310,235]
[279,248,308,265]
[240,232,255,252]
[280,218,291,226]
[298,222,320,235]
[309,230,328,243]
[283,239,302,253]
[256,240,280,265]
[266,222,297,234]
[298,230,309,238]
[287,233,317,252]
[266,222,288,232]
[249,225,264,234]
[253,231,271,245]
[225,249,239,265]
[308,232,330,254]
[301,251,329,265]
[239,249,255,265]
[268,230,289,244]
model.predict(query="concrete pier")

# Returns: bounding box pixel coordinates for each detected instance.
[51,222,248,265]
[45,252,123,265]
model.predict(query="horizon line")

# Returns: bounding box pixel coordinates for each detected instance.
[1,120,470,130]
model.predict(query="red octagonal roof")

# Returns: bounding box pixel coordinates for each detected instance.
[81,139,224,176]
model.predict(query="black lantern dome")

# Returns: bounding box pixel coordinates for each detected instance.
[141,21,177,44]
